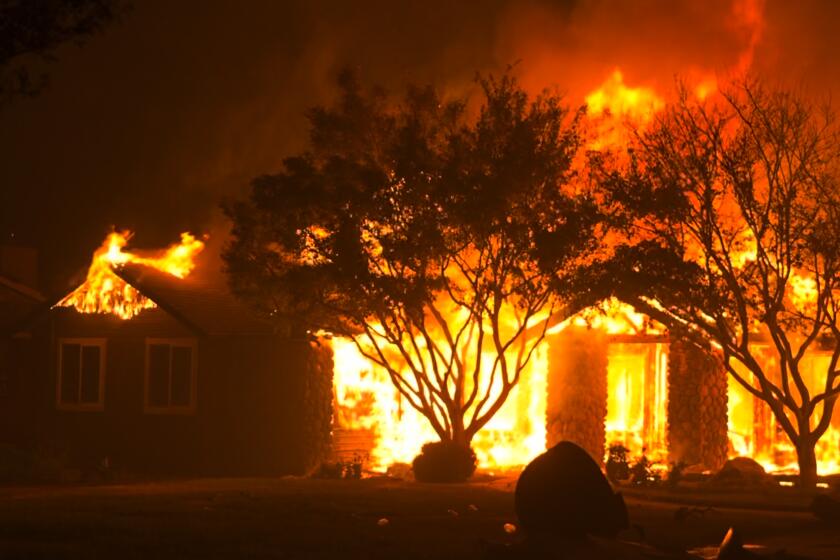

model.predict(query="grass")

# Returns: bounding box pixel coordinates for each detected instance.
[0,477,837,559]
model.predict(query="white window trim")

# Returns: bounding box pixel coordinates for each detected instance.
[56,337,106,412]
[144,338,198,415]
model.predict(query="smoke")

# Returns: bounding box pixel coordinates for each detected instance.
[493,0,769,99]
[1,0,837,291]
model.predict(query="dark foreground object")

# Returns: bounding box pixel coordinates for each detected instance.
[514,441,629,539]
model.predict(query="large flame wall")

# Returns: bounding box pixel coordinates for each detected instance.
[334,332,840,476]
[331,337,547,472]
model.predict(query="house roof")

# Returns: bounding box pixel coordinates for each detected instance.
[0,275,45,335]
[113,264,275,337]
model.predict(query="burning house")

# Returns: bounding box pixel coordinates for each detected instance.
[293,70,840,482]
[0,233,333,478]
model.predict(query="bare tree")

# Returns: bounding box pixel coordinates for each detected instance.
[591,80,840,489]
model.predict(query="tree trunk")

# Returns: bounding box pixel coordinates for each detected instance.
[451,419,470,449]
[796,438,818,491]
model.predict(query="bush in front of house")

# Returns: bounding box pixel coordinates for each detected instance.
[412,441,476,483]
[312,456,364,480]
[605,443,630,483]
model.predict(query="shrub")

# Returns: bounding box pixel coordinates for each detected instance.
[630,448,660,486]
[312,455,365,480]
[412,441,476,483]
[605,444,630,483]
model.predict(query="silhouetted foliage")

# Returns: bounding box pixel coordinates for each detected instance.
[314,456,364,480]
[224,71,600,459]
[0,0,126,101]
[582,80,840,489]
[629,448,659,486]
[605,443,630,483]
[411,441,476,483]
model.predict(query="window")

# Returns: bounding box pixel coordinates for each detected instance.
[57,338,106,411]
[144,338,197,414]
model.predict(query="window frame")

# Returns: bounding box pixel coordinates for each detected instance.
[143,337,198,415]
[56,337,107,412]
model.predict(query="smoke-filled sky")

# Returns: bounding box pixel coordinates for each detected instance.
[1,0,839,291]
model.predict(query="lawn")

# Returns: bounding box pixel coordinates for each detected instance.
[0,477,837,559]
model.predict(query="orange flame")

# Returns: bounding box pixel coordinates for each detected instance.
[332,335,548,472]
[584,70,664,149]
[56,231,205,319]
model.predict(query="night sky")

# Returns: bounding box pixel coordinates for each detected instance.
[3,0,840,293]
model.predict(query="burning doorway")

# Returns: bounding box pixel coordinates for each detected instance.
[605,342,668,462]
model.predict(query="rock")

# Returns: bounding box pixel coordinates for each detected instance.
[710,457,777,489]
[514,441,629,540]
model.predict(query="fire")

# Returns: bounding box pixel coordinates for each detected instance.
[584,70,664,149]
[585,70,664,123]
[333,293,839,476]
[331,319,548,472]
[332,73,683,475]
[57,231,205,319]
[583,69,721,150]
[332,68,839,478]
[605,342,669,463]
[728,348,840,475]
[331,298,665,473]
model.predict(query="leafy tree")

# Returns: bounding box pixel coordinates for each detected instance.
[584,81,840,489]
[0,0,126,102]
[224,72,599,470]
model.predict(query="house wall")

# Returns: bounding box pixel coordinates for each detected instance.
[667,338,729,470]
[0,333,47,448]
[546,327,608,465]
[0,308,333,477]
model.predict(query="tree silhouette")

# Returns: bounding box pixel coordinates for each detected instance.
[224,72,599,472]
[586,81,840,489]
[0,0,126,102]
